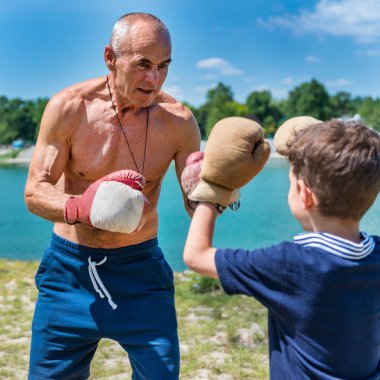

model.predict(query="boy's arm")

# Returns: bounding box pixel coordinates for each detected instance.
[183,203,219,278]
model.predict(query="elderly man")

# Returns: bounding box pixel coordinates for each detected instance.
[25,12,200,380]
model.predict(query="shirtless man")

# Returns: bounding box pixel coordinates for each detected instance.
[25,12,200,380]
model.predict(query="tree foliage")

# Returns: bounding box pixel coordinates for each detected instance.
[285,79,333,120]
[0,78,379,144]
[246,90,283,136]
[0,96,48,144]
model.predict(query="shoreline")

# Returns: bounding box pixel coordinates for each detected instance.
[0,140,284,166]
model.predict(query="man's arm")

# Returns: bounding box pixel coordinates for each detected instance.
[183,203,219,278]
[173,106,201,217]
[24,92,80,222]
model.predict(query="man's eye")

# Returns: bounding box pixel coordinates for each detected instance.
[158,63,170,70]
[137,62,150,69]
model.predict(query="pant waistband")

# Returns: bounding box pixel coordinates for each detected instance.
[49,232,159,264]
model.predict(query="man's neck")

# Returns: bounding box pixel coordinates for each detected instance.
[106,74,145,116]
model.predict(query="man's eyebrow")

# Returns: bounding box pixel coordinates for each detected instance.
[137,57,172,64]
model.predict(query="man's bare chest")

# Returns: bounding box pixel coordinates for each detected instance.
[68,112,176,183]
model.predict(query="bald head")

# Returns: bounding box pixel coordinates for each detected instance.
[110,13,171,57]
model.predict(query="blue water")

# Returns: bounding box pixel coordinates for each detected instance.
[1,160,379,271]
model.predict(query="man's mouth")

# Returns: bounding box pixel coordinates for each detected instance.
[138,88,154,95]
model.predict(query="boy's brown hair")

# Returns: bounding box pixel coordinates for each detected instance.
[288,120,380,221]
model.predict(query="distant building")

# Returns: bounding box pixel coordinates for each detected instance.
[337,114,362,123]
[11,139,25,149]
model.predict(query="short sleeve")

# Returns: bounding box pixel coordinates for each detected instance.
[215,243,289,311]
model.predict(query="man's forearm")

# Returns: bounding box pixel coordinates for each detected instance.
[25,181,69,223]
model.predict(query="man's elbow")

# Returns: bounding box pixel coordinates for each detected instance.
[24,185,37,214]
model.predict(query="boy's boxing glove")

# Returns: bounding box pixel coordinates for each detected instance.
[184,117,270,211]
[181,151,240,211]
[274,116,322,156]
[64,170,149,233]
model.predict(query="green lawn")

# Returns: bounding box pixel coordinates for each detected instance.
[0,259,269,380]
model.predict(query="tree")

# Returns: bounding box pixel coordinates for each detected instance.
[0,96,48,144]
[182,101,205,138]
[358,97,380,131]
[205,101,248,136]
[206,82,234,104]
[246,90,283,136]
[197,82,247,137]
[31,97,49,139]
[285,79,333,120]
[330,91,355,118]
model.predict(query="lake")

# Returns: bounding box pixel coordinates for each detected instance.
[0,160,379,271]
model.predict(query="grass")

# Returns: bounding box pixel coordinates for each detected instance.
[0,259,269,380]
[0,149,21,161]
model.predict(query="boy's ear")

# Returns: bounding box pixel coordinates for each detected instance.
[298,180,318,210]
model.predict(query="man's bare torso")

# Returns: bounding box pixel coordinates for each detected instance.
[53,77,190,248]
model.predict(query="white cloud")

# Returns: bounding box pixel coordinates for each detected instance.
[244,76,257,83]
[327,78,352,87]
[271,87,290,99]
[358,48,380,56]
[196,57,243,76]
[200,73,220,81]
[249,85,289,99]
[282,77,294,85]
[305,55,320,63]
[252,84,270,92]
[163,85,184,100]
[261,0,380,44]
[194,85,217,94]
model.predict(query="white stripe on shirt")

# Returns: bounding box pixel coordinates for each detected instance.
[294,232,375,260]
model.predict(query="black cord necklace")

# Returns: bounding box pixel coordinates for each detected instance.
[106,75,149,175]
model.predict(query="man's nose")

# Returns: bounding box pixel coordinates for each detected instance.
[146,66,158,85]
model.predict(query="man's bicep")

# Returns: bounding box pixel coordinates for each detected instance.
[27,91,82,198]
[28,99,72,186]
[174,115,200,215]
[174,112,201,184]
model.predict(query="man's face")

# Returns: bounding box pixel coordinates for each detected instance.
[113,22,172,108]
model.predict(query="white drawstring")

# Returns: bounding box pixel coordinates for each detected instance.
[88,256,118,310]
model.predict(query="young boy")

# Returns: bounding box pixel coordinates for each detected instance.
[183,119,380,379]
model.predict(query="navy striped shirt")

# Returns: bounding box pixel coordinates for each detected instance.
[216,233,380,380]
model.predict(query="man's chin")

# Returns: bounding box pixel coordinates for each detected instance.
[134,92,157,107]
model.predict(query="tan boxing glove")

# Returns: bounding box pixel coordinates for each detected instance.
[274,116,322,156]
[181,151,240,211]
[189,117,271,211]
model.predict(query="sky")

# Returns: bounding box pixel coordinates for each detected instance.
[1,0,380,107]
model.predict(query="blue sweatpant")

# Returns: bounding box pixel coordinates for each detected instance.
[28,233,179,380]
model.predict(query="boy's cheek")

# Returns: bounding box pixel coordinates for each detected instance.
[288,197,313,231]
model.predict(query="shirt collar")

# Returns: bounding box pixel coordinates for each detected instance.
[294,232,375,260]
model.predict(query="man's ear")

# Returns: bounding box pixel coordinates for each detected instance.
[298,180,317,210]
[104,45,116,71]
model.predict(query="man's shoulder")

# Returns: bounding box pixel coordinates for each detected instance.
[154,91,195,125]
[53,77,103,106]
[47,77,105,123]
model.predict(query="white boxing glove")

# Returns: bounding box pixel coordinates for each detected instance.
[64,170,149,233]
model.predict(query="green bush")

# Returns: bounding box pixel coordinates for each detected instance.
[189,273,222,294]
